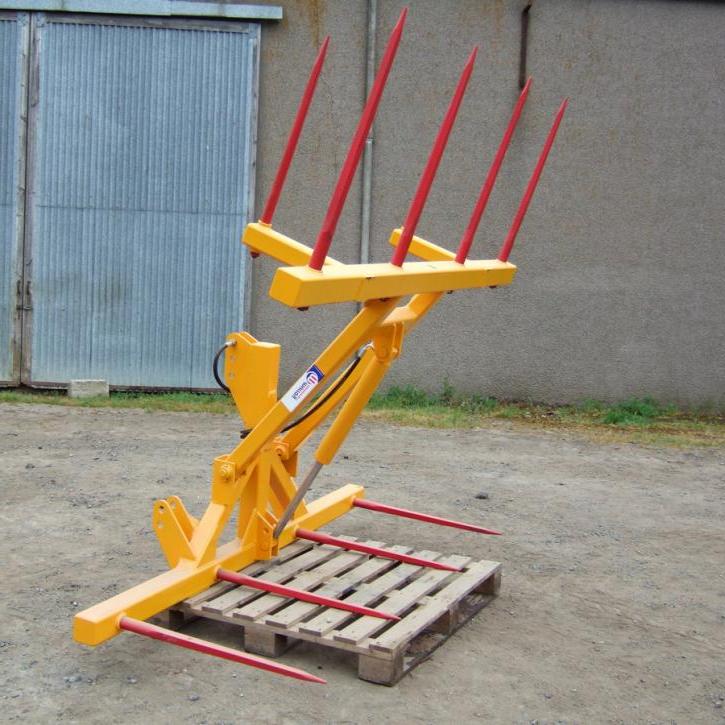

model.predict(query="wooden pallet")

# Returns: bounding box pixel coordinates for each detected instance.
[165,537,501,685]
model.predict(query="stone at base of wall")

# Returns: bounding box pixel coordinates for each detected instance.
[68,380,110,399]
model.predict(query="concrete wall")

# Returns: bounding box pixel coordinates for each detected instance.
[251,0,725,409]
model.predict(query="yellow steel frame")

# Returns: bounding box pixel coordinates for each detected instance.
[73,222,517,647]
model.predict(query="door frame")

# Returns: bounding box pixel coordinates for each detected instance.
[18,11,260,388]
[0,11,29,385]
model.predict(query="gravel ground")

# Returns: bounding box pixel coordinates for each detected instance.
[1,403,724,724]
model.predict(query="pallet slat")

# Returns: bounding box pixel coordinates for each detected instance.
[369,560,499,653]
[267,545,412,630]
[230,545,374,622]
[333,553,471,645]
[201,542,340,615]
[185,541,313,609]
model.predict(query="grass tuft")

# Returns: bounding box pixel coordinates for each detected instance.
[0,389,235,414]
[367,387,724,448]
[600,397,675,425]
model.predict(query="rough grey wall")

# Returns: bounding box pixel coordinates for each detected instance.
[251,0,725,408]
[493,0,725,408]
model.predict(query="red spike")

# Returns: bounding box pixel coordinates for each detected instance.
[259,37,330,226]
[352,498,502,536]
[295,528,462,572]
[118,617,326,684]
[217,569,399,621]
[308,8,408,270]
[455,77,532,264]
[390,47,478,267]
[498,98,568,262]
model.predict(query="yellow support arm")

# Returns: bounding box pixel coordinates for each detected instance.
[243,222,342,267]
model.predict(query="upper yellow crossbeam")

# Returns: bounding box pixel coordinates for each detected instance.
[244,222,342,267]
[242,223,517,308]
[386,228,459,262]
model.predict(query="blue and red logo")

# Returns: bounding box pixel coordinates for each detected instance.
[290,364,324,403]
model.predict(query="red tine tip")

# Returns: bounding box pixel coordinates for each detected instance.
[352,498,502,536]
[497,97,568,263]
[217,569,399,621]
[119,617,326,684]
[259,36,330,226]
[454,76,532,264]
[295,528,462,572]
[390,47,478,267]
[309,9,407,271]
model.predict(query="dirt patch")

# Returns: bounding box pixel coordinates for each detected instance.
[1,403,723,723]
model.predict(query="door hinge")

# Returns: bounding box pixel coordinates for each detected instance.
[17,279,32,311]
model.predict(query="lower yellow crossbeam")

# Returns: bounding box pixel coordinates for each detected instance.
[73,484,362,646]
[270,258,517,307]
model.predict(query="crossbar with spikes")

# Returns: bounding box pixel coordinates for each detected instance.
[74,8,567,684]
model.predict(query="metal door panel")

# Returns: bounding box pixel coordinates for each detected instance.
[25,15,258,388]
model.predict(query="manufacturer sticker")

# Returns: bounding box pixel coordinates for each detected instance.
[280,364,325,411]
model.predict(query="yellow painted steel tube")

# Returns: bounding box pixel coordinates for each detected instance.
[315,353,391,466]
[269,258,516,308]
[73,484,363,646]
[226,298,398,470]
[281,346,375,452]
[243,222,342,267]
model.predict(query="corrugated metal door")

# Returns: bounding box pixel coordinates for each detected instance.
[23,14,258,388]
[0,13,27,384]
